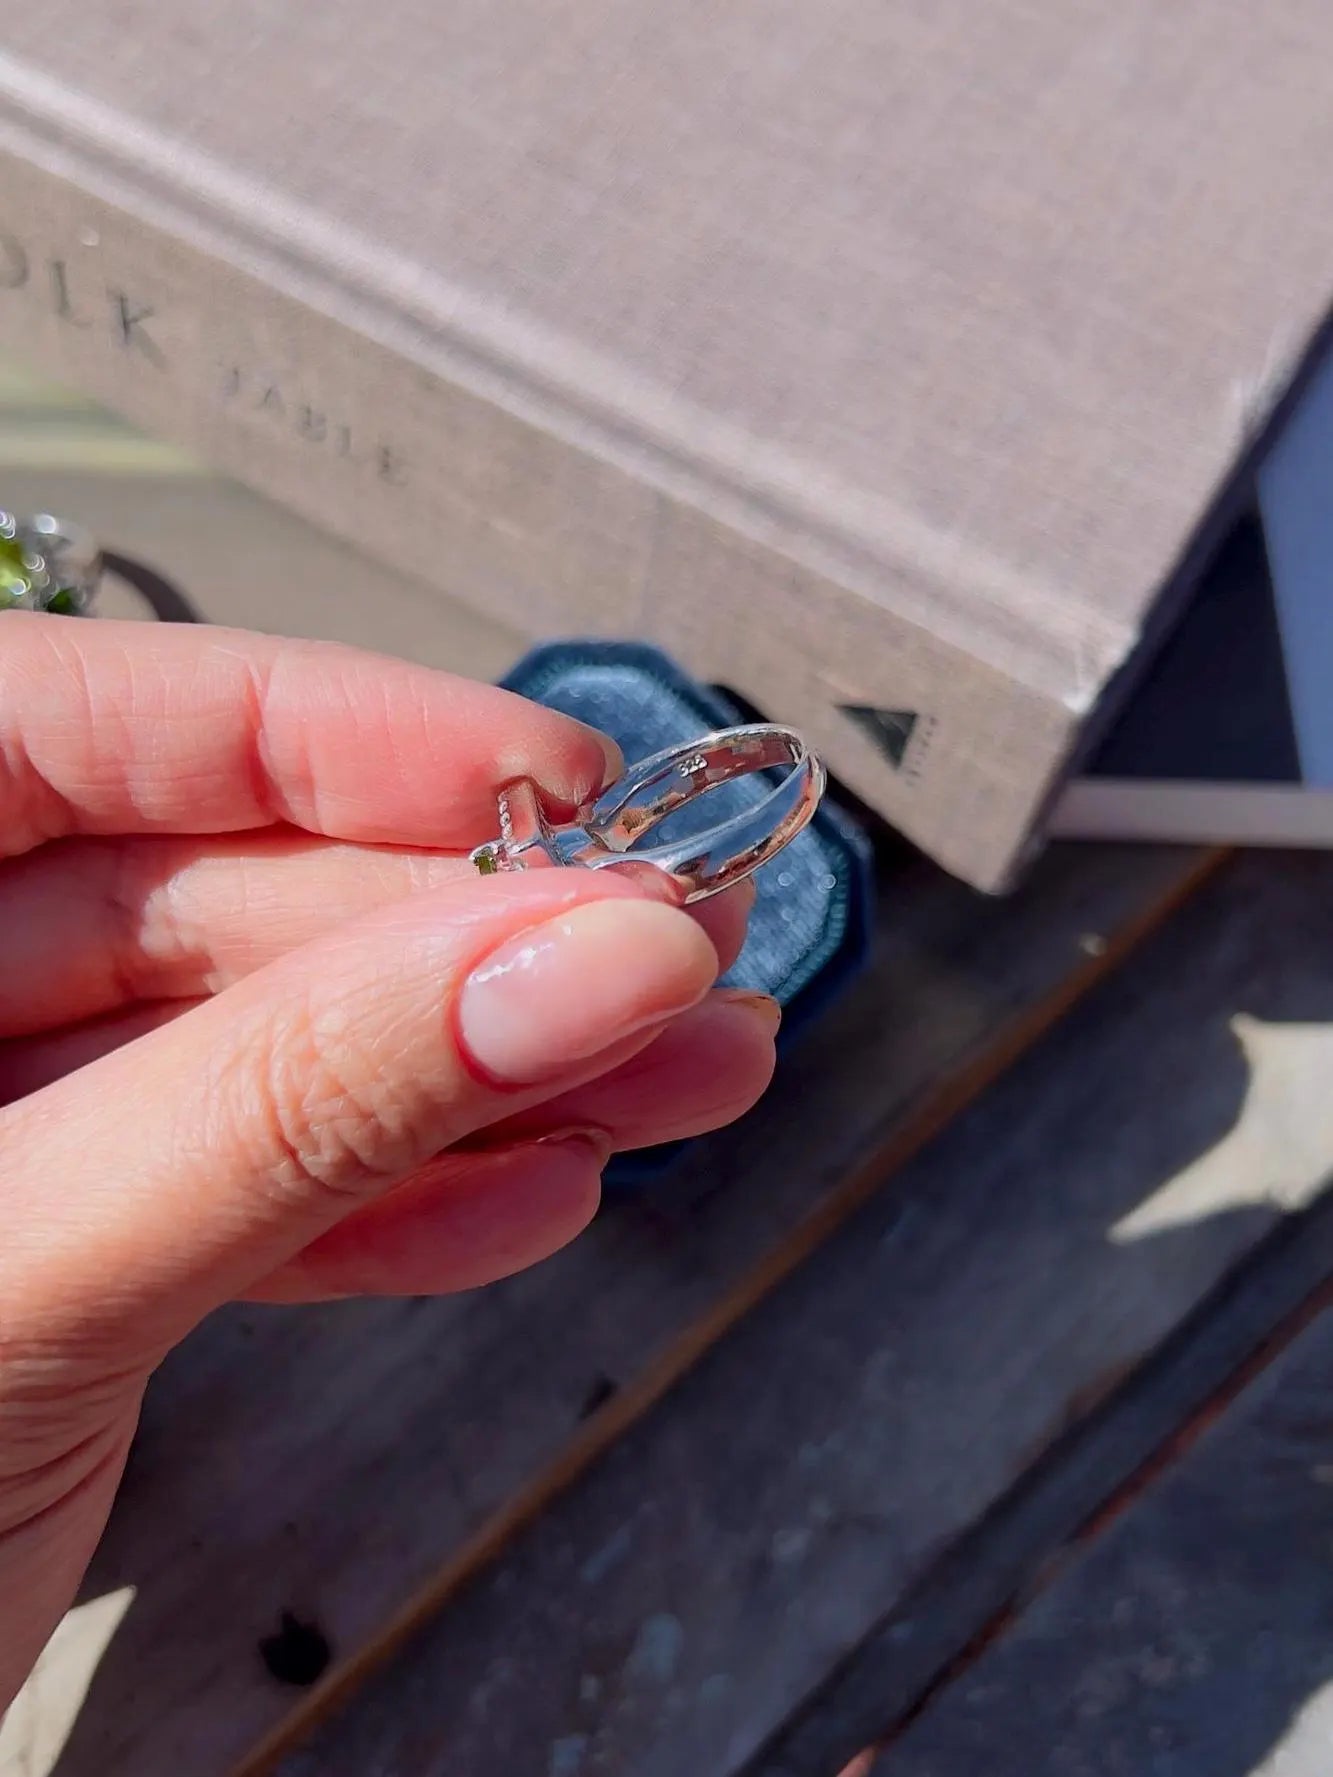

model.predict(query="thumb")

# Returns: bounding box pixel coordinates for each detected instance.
[0,870,717,1355]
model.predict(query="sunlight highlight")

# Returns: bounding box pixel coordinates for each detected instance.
[1112,1016,1333,1242]
[0,1586,136,1776]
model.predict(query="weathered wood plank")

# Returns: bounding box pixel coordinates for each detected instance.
[756,1185,1333,1777]
[265,852,1333,1777]
[865,1289,1333,1777]
[2,837,1212,1777]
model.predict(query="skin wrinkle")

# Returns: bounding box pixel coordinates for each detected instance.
[0,839,202,1033]
[200,850,253,991]
[106,838,155,1010]
[173,846,290,992]
[42,839,211,1013]
[0,729,48,858]
[50,627,101,833]
[0,1421,134,1598]
[4,624,619,854]
[105,640,222,837]
[0,1334,145,1402]
[122,843,200,1001]
[0,1333,149,1454]
[0,1488,114,1665]
[283,648,361,838]
[0,1252,171,1357]
[0,1427,130,1567]
[5,628,270,849]
[115,644,155,828]
[0,629,79,858]
[242,961,439,1203]
[242,648,294,829]
[378,668,414,816]
[100,838,462,1013]
[0,1420,126,1511]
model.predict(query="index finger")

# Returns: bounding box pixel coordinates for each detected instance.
[0,615,621,855]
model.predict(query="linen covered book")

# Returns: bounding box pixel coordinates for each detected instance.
[0,2,1331,886]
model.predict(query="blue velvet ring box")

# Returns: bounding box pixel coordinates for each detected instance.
[499,641,875,1185]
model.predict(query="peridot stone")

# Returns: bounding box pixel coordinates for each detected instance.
[0,534,34,604]
[474,849,500,875]
[0,532,28,574]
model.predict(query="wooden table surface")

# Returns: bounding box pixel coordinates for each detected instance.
[3,376,1332,1777]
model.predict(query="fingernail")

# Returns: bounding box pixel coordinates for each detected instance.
[460,899,718,1086]
[532,1127,614,1169]
[713,988,783,1036]
[602,859,689,904]
[586,727,625,787]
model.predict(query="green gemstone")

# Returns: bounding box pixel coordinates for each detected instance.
[0,517,96,614]
[0,532,29,574]
[0,535,33,602]
[474,849,500,875]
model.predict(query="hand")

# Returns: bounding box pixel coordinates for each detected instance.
[0,617,776,1707]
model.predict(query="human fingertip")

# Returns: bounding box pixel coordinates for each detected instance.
[599,859,690,905]
[589,727,625,787]
[712,987,782,1037]
[531,1126,615,1169]
[458,897,717,1087]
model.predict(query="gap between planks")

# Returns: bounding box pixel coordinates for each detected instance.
[857,1227,1333,1777]
[754,1179,1333,1777]
[232,843,1227,1777]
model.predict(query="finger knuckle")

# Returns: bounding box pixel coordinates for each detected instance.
[241,991,428,1202]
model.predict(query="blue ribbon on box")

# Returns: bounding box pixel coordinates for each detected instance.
[500,641,875,1185]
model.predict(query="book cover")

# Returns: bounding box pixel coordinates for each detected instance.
[0,3,1330,887]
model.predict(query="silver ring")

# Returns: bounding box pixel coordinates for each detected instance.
[0,509,103,614]
[471,723,826,902]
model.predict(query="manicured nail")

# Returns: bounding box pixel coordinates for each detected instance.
[713,988,782,1036]
[459,899,718,1086]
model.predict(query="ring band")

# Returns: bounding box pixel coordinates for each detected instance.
[471,723,826,902]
